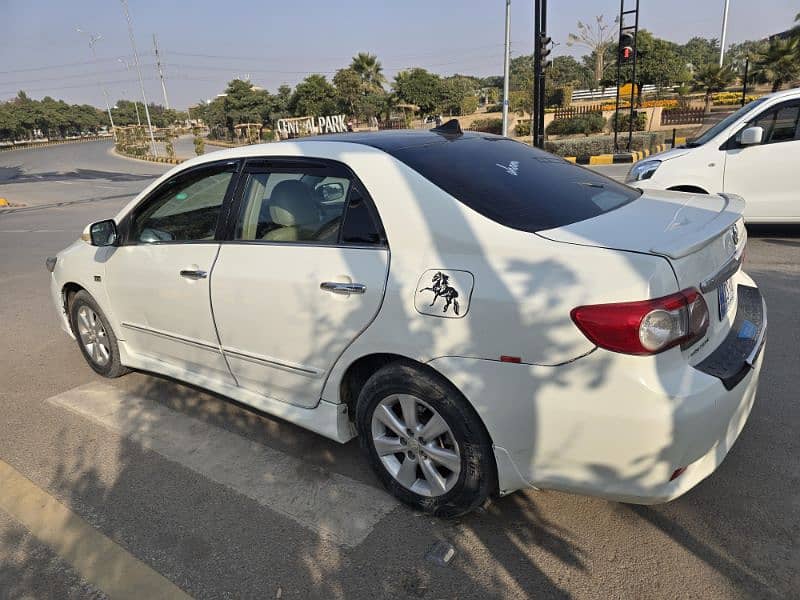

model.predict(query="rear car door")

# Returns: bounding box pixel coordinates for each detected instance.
[104,160,240,384]
[723,99,800,220]
[210,158,389,408]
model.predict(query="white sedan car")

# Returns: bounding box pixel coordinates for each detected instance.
[627,87,800,222]
[48,124,766,516]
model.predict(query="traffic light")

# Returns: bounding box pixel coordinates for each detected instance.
[539,33,552,68]
[619,32,635,63]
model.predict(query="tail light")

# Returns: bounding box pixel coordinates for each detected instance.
[571,288,709,355]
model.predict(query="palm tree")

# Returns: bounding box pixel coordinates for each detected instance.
[753,35,800,92]
[693,64,735,113]
[350,52,386,92]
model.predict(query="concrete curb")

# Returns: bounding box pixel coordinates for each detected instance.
[0,136,107,153]
[564,142,674,166]
[113,148,185,165]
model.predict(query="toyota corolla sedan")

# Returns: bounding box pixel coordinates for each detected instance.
[47,123,766,516]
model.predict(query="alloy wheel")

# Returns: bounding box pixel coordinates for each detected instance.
[370,394,461,497]
[76,305,111,366]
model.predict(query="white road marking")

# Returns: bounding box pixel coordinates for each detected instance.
[0,229,71,233]
[47,382,397,547]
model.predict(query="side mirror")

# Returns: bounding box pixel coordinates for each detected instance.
[88,219,118,246]
[739,126,763,146]
[318,182,345,202]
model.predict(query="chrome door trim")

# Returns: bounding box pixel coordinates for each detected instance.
[180,269,208,279]
[699,251,744,293]
[221,346,323,377]
[320,281,366,295]
[120,322,220,353]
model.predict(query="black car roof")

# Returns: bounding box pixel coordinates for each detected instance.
[302,128,497,152]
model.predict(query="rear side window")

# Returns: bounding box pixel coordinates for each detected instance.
[386,136,640,233]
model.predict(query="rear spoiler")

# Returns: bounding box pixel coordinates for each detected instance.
[649,193,745,260]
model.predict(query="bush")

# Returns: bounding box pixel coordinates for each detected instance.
[509,90,531,114]
[515,119,531,137]
[193,136,204,156]
[469,118,503,134]
[546,112,606,136]
[544,131,666,158]
[460,95,479,115]
[610,110,647,132]
[545,86,573,108]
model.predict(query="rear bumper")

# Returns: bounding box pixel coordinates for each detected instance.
[428,286,766,503]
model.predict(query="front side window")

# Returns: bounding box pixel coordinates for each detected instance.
[234,170,356,244]
[745,101,800,144]
[131,164,235,243]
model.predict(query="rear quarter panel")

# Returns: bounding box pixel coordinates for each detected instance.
[321,151,679,403]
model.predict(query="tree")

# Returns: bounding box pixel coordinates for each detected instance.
[438,75,480,115]
[289,74,338,117]
[392,68,443,115]
[548,55,592,88]
[753,35,800,91]
[567,15,617,86]
[693,64,735,112]
[679,37,719,72]
[349,52,386,92]
[634,30,691,92]
[333,68,363,116]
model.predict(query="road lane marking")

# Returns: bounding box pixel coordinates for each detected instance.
[48,382,397,547]
[0,459,192,600]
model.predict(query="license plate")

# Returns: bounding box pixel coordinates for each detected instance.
[718,278,735,321]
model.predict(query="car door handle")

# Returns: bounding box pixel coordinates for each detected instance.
[180,269,208,280]
[320,281,366,295]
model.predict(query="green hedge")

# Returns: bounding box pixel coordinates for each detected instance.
[544,132,666,157]
[610,110,647,131]
[469,118,503,134]
[460,95,479,115]
[546,112,606,136]
[545,86,573,108]
[515,119,531,137]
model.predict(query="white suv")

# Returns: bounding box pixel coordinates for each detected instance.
[627,87,800,223]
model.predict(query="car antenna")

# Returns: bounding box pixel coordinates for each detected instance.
[431,119,463,136]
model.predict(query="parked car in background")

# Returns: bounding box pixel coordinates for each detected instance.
[627,87,800,223]
[47,125,766,516]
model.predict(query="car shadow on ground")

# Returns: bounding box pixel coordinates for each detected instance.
[0,165,160,185]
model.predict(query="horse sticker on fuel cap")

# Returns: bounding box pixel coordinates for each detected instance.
[415,270,474,319]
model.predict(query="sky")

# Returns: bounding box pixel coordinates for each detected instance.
[2,0,798,109]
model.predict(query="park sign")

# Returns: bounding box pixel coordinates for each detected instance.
[277,114,348,138]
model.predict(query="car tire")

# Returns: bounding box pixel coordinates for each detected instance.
[69,290,129,378]
[356,361,496,517]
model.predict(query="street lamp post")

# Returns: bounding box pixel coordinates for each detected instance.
[719,0,730,66]
[501,0,511,137]
[76,28,116,141]
[119,0,158,156]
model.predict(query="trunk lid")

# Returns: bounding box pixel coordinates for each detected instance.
[538,189,747,362]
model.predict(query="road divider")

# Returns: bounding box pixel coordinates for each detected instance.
[563,142,670,166]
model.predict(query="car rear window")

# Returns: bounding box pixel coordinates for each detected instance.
[386,135,641,232]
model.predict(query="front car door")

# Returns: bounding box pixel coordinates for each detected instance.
[210,158,389,408]
[104,160,240,384]
[723,98,800,221]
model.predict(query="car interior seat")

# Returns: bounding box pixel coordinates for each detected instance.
[262,180,320,241]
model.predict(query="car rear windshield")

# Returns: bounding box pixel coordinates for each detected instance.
[386,135,641,233]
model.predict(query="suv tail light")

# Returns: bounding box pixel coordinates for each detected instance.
[571,288,709,355]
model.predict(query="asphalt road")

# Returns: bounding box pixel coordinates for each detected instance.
[0,140,797,599]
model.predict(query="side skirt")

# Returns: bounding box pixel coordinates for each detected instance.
[118,343,356,443]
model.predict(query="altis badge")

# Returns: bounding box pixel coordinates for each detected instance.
[414,270,474,319]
